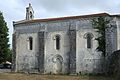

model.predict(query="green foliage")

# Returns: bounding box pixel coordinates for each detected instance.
[92,17,110,57]
[0,11,11,63]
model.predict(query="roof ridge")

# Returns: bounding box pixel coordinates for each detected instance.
[35,12,109,20]
[14,13,110,25]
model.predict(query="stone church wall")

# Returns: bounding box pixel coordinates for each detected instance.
[105,17,120,74]
[13,3,120,74]
[76,19,103,74]
[13,16,118,74]
[116,18,120,50]
[106,17,117,57]
[44,18,104,74]
[15,33,39,72]
[44,21,70,74]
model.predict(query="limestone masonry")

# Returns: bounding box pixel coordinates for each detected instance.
[12,4,120,74]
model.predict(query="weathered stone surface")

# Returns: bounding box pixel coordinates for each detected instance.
[38,32,44,73]
[108,50,120,75]
[12,33,17,72]
[69,30,76,74]
[12,14,120,75]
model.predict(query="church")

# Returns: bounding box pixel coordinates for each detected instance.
[12,4,120,74]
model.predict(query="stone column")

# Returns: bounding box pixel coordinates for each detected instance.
[68,30,76,74]
[38,32,45,73]
[12,33,17,72]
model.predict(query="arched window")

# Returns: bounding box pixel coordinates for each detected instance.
[84,33,94,49]
[86,34,92,48]
[27,37,33,50]
[55,35,60,50]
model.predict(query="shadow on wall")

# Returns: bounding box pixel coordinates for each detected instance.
[108,50,120,76]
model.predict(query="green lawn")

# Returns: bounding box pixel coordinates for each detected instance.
[0,73,115,80]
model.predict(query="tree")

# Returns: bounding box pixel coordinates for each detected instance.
[92,17,110,57]
[0,11,11,63]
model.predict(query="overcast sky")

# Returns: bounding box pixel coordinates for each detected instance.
[0,0,120,48]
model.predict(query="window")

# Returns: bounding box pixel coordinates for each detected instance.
[84,33,94,49]
[86,33,92,48]
[55,35,60,50]
[27,37,33,50]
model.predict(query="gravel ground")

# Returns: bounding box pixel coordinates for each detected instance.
[0,73,114,80]
[0,69,11,73]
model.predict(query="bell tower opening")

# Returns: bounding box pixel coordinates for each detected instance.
[26,3,34,20]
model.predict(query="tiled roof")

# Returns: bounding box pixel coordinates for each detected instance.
[14,13,119,25]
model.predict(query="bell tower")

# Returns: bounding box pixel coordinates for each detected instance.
[26,3,34,20]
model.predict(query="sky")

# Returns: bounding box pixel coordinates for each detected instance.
[0,0,120,48]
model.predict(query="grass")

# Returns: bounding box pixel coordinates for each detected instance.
[0,73,115,80]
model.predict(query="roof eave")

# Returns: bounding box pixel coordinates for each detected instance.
[13,13,110,25]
